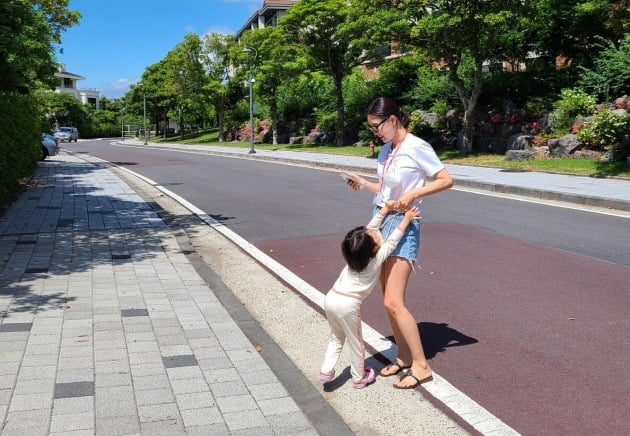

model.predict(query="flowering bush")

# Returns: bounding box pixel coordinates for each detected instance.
[552,88,596,132]
[488,113,503,123]
[577,110,630,158]
[530,121,542,134]
[571,121,585,134]
[506,114,522,124]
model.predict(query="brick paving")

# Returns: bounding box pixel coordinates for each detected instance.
[0,153,320,435]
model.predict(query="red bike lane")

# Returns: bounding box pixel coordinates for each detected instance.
[256,221,630,435]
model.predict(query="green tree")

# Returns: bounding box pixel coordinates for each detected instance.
[236,27,303,144]
[371,0,534,152]
[281,0,372,145]
[202,32,238,141]
[578,34,630,100]
[162,34,208,139]
[531,0,628,67]
[0,0,79,92]
[38,90,85,129]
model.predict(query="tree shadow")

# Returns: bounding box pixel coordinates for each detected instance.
[0,157,204,318]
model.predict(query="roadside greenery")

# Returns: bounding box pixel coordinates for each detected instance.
[1,0,629,209]
[152,128,630,178]
[0,93,40,209]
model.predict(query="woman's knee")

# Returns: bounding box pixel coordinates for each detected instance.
[383,296,406,316]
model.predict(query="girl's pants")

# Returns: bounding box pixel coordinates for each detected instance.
[320,289,365,382]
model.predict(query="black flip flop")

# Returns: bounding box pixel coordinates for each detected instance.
[393,368,433,389]
[380,360,411,377]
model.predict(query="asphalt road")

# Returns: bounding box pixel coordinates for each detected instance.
[66,140,630,435]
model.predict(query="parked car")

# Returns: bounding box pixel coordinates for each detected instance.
[54,126,79,142]
[41,132,59,160]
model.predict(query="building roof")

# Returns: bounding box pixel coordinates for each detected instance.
[235,0,298,38]
[54,69,85,81]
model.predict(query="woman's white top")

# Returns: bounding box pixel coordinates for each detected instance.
[374,133,445,208]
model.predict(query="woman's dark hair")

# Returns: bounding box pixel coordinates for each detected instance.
[341,226,377,272]
[367,96,411,128]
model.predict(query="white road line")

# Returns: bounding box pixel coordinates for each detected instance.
[105,160,519,436]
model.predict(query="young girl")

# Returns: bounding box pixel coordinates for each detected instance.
[319,201,421,388]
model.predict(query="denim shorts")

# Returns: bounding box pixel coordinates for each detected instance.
[373,206,421,261]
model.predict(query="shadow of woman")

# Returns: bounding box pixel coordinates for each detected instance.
[323,322,477,391]
[385,321,478,360]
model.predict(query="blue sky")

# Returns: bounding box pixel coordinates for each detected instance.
[58,0,262,98]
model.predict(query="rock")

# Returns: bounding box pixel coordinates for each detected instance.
[506,134,534,151]
[548,134,582,157]
[420,112,439,125]
[532,146,549,158]
[614,95,628,110]
[612,108,627,117]
[505,150,534,161]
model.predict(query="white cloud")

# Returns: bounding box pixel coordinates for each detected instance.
[101,78,138,98]
[203,26,234,36]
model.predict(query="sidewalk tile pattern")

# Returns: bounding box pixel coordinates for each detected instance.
[0,154,318,435]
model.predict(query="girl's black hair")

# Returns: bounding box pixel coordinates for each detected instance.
[341,226,377,272]
[367,96,411,128]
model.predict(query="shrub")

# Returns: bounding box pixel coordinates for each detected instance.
[578,34,630,101]
[577,110,630,159]
[0,92,40,208]
[552,88,597,132]
[408,110,440,139]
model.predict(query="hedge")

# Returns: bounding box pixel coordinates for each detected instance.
[0,92,40,209]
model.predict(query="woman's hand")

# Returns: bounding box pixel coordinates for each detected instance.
[347,179,362,191]
[397,192,416,211]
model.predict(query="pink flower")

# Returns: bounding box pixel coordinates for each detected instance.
[488,113,503,124]
[507,114,521,124]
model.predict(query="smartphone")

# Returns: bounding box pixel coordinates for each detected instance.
[340,172,364,189]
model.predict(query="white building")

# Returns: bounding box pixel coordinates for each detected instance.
[235,0,297,38]
[54,65,101,109]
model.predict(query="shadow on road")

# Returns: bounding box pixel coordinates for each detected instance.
[384,322,478,360]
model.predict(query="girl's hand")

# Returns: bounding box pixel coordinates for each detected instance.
[405,206,421,221]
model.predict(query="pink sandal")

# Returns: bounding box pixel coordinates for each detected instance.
[352,367,376,389]
[319,370,335,382]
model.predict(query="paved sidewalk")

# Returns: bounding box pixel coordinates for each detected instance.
[0,153,328,435]
[117,139,630,212]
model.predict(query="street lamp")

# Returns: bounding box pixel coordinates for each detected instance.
[137,83,148,145]
[242,45,258,154]
[143,90,148,145]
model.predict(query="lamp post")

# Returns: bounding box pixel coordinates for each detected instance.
[242,46,258,154]
[143,91,148,145]
[137,83,148,145]
[121,107,125,141]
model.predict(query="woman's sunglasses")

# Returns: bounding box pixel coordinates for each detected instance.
[368,118,388,133]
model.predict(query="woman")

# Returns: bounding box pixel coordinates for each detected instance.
[346,97,453,389]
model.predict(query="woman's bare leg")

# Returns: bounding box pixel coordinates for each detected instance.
[381,257,432,387]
